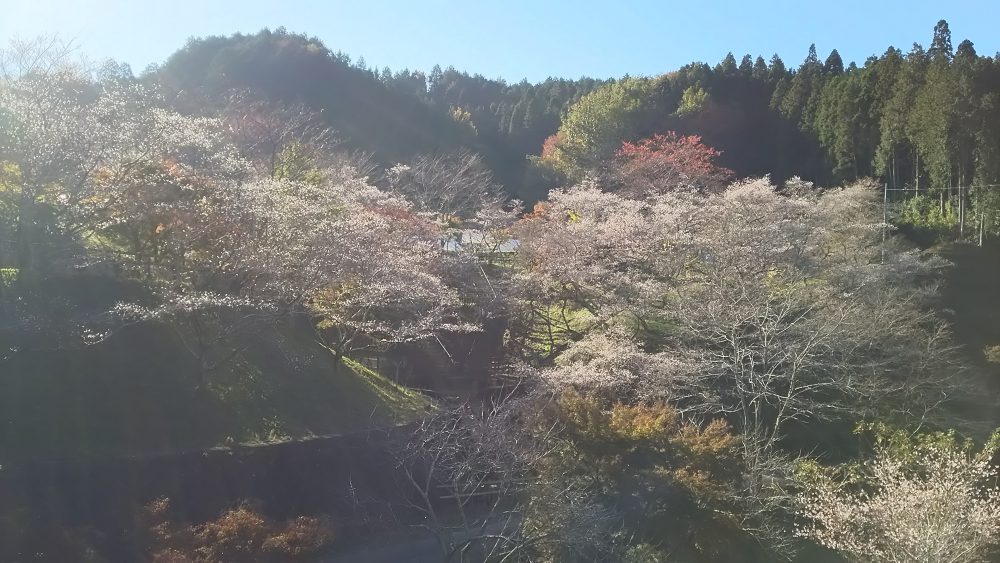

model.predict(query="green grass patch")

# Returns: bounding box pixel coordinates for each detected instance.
[523,304,595,357]
[340,356,434,420]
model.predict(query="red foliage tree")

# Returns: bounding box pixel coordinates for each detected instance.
[540,133,563,160]
[542,134,560,158]
[614,132,733,194]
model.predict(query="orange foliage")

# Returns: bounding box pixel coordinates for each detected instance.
[547,390,739,501]
[540,133,564,160]
[141,498,335,563]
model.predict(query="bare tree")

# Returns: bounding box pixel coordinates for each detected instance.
[394,398,616,562]
[668,179,962,448]
[0,36,76,81]
[220,91,340,181]
[388,150,505,220]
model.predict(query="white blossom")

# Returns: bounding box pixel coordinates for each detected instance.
[799,444,1000,562]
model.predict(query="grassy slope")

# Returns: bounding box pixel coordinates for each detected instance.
[0,321,432,461]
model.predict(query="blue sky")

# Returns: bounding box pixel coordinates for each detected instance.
[3,1,999,82]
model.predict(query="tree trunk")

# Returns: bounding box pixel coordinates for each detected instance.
[15,187,36,275]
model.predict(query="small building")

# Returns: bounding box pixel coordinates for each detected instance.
[440,229,519,253]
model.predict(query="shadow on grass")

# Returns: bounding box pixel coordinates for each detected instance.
[0,320,432,462]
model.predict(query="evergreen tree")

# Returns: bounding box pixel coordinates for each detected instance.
[824,49,845,75]
[676,85,709,117]
[956,39,977,60]
[876,44,926,188]
[769,54,787,81]
[928,19,954,61]
[778,44,825,128]
[805,44,820,67]
[428,64,444,100]
[952,41,981,186]
[872,48,903,183]
[718,52,739,75]
[752,55,769,81]
[911,52,955,190]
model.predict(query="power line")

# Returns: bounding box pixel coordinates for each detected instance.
[883,183,1000,192]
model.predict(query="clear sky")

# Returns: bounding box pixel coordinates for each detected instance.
[3,0,999,82]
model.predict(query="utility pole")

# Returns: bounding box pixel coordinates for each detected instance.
[882,182,888,264]
[980,208,985,247]
[959,184,965,239]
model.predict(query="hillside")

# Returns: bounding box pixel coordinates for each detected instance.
[0,274,430,462]
[149,29,604,202]
[152,22,1000,214]
[2,16,1000,563]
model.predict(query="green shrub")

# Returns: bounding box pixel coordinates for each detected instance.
[983,344,1000,365]
[898,193,957,234]
[0,267,17,287]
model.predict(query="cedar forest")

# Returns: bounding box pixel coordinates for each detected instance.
[0,19,999,563]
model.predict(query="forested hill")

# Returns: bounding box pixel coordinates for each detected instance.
[149,29,604,199]
[150,20,1000,205]
[534,19,1000,200]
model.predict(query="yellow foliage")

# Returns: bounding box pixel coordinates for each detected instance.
[547,390,739,506]
[310,282,358,323]
[0,162,22,218]
[555,388,611,440]
[260,516,335,558]
[673,419,738,460]
[0,268,18,287]
[450,105,477,135]
[670,467,717,496]
[983,344,1000,365]
[609,400,680,443]
[0,161,22,185]
[549,77,655,179]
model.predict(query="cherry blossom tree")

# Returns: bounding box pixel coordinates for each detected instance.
[511,175,966,555]
[0,36,76,81]
[799,437,1000,563]
[0,59,246,275]
[510,179,695,359]
[515,176,961,439]
[1,53,479,378]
